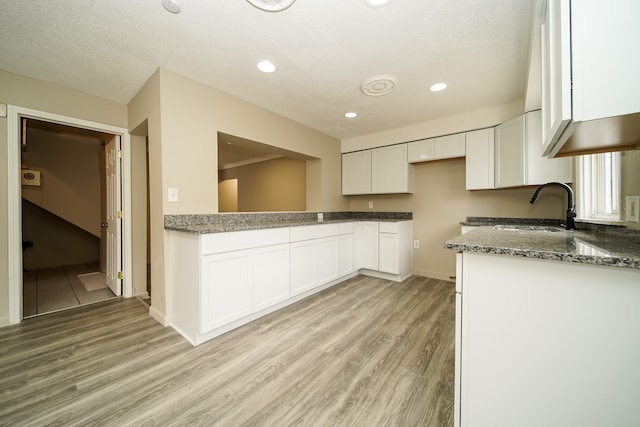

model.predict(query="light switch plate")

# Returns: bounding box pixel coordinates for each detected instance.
[625,195,640,222]
[0,103,6,118]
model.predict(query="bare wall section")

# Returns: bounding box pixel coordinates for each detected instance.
[219,157,306,212]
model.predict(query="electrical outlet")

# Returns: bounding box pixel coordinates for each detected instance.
[626,195,640,222]
[317,212,324,222]
[168,187,179,202]
[413,240,420,249]
[368,201,373,209]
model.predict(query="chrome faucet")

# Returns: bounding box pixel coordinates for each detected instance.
[529,182,576,230]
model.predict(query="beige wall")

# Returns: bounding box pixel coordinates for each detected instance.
[349,159,565,280]
[130,135,149,296]
[21,128,102,236]
[0,70,127,326]
[219,157,306,212]
[22,200,99,270]
[128,68,347,322]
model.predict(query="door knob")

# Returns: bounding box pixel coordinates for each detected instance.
[101,223,108,228]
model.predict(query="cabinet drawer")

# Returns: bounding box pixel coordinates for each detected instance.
[378,222,400,233]
[290,223,340,242]
[200,227,289,255]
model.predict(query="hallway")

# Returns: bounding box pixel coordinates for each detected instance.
[23,262,116,317]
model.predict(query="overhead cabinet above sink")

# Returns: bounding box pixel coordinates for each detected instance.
[342,144,414,195]
[541,0,640,157]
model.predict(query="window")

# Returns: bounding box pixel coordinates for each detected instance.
[576,152,621,221]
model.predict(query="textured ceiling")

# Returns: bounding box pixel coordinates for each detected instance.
[0,0,536,141]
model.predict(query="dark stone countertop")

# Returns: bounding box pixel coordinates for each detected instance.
[165,212,412,234]
[445,217,640,269]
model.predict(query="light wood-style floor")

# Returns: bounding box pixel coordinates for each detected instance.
[0,274,455,426]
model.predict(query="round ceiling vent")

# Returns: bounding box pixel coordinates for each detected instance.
[246,0,296,12]
[361,75,398,96]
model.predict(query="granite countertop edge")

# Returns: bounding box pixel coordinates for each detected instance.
[445,217,640,270]
[165,212,412,234]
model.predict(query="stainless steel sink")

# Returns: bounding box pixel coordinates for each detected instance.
[493,224,564,232]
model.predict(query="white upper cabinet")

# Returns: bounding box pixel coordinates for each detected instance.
[408,133,465,163]
[434,133,466,159]
[465,128,495,190]
[371,145,413,194]
[495,115,526,188]
[525,110,572,185]
[342,144,413,195]
[541,0,640,156]
[467,111,572,190]
[342,150,371,195]
[407,138,434,163]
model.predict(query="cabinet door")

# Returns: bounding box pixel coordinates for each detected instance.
[525,110,572,185]
[361,221,379,270]
[315,236,339,285]
[465,128,495,190]
[541,0,572,155]
[342,150,371,195]
[495,114,525,188]
[371,144,413,194]
[338,233,354,277]
[290,240,316,296]
[201,251,253,333]
[407,139,434,163]
[253,244,290,312]
[378,233,399,274]
[434,133,466,159]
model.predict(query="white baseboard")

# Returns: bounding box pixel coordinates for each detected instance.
[412,268,455,282]
[149,305,168,326]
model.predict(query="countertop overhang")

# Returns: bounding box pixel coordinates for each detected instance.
[165,212,412,234]
[445,218,640,269]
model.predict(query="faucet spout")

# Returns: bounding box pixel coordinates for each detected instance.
[529,182,576,230]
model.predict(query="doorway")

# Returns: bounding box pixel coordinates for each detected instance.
[21,119,119,316]
[7,105,134,325]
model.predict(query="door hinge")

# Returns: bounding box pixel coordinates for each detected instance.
[117,271,124,280]
[118,149,123,158]
[117,210,123,219]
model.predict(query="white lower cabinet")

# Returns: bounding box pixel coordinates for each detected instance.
[201,250,253,333]
[455,252,640,426]
[290,235,339,297]
[378,232,399,274]
[169,219,412,346]
[361,221,379,270]
[253,243,290,312]
[338,223,355,277]
[361,220,413,282]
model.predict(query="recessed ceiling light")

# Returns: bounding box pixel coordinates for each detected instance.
[345,112,358,119]
[365,0,391,7]
[257,60,276,73]
[161,0,180,14]
[430,82,448,92]
[247,0,296,12]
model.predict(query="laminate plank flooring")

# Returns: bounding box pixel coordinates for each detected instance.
[0,274,455,426]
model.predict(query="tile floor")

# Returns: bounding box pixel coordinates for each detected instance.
[23,262,117,317]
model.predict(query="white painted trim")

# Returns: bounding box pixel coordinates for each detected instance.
[149,305,168,326]
[6,105,133,324]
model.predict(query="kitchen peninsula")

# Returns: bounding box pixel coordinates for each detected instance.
[445,219,640,427]
[166,212,412,346]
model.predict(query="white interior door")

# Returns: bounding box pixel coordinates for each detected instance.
[106,135,122,296]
